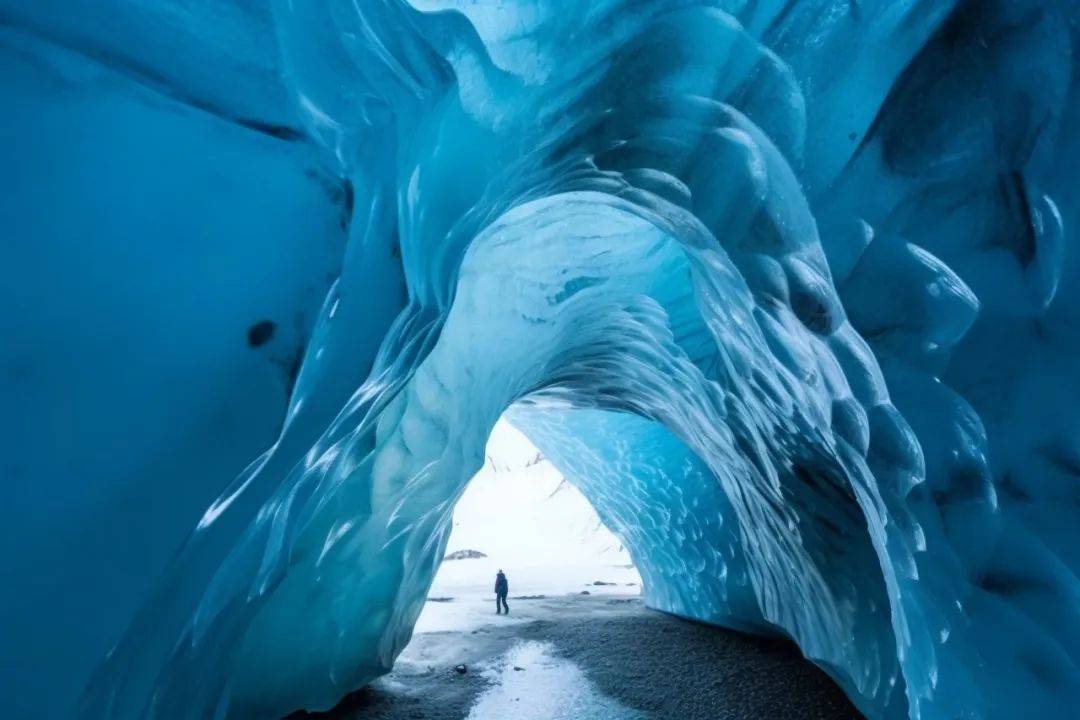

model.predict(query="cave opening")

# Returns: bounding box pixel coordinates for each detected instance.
[416,416,641,636]
[284,412,865,720]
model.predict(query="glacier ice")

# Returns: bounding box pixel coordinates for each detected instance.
[2,0,1079,718]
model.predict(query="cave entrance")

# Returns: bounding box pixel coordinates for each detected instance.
[413,416,642,634]
[299,412,865,720]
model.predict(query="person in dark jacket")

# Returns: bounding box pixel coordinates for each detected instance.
[494,570,509,614]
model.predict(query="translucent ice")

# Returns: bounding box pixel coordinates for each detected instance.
[2,1,1078,718]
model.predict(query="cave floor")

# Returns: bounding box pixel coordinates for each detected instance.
[291,591,863,720]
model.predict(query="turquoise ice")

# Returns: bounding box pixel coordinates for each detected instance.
[2,1,1079,718]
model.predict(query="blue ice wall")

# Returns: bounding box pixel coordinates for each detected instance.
[2,1,1079,718]
[0,21,352,717]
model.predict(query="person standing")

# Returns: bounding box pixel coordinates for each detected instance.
[494,570,509,615]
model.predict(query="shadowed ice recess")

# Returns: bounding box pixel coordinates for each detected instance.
[2,0,1079,718]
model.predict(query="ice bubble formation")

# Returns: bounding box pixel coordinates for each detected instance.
[2,1,1079,718]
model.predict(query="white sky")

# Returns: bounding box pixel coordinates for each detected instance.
[445,418,632,568]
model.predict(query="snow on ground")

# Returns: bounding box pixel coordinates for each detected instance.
[416,561,641,633]
[464,641,645,720]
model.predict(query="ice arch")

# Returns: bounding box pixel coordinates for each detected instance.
[2,1,1079,719]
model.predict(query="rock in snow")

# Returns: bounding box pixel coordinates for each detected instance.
[444,549,488,561]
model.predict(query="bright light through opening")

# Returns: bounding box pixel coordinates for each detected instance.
[415,418,642,632]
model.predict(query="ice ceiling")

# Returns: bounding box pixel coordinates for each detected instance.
[2,1,1079,718]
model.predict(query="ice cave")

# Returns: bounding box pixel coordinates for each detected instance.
[2,0,1079,718]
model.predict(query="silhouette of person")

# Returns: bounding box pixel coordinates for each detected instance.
[495,570,509,614]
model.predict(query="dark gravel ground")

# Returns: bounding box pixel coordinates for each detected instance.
[548,602,862,720]
[289,594,863,720]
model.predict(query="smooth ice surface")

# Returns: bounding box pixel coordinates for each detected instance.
[3,1,1080,719]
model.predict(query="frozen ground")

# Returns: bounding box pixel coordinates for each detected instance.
[290,588,862,720]
[416,560,641,633]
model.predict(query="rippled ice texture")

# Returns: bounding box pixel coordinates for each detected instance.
[2,1,1079,719]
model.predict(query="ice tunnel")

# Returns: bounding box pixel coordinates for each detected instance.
[2,0,1080,718]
